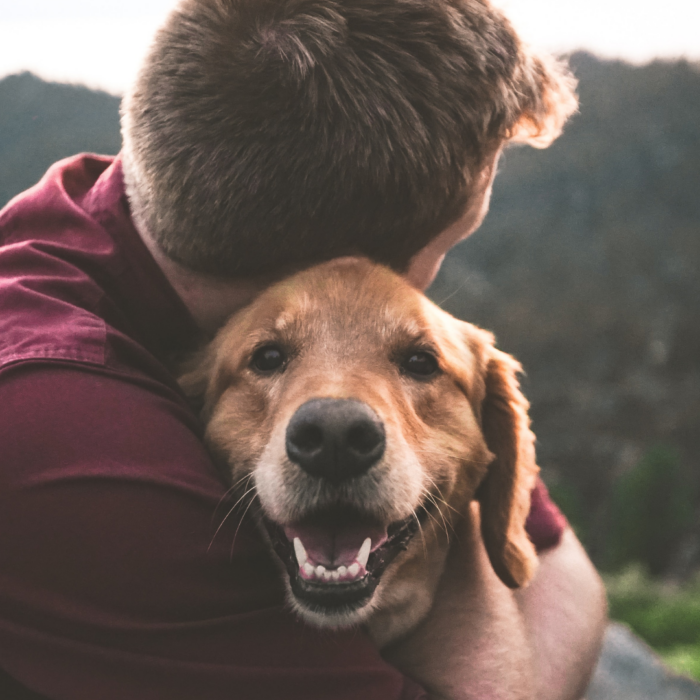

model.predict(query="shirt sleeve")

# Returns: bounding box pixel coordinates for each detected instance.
[525,478,568,553]
[0,362,427,700]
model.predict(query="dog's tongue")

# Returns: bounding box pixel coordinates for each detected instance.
[284,522,388,567]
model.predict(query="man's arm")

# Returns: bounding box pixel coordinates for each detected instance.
[0,362,426,700]
[383,507,607,700]
[515,527,608,700]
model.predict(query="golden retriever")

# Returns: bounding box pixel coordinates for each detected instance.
[180,257,539,647]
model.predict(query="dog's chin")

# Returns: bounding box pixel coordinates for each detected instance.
[261,504,428,629]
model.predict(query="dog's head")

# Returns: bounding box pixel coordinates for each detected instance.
[181,258,539,629]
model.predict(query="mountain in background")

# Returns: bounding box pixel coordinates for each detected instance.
[0,72,121,207]
[430,53,700,574]
[1,55,699,576]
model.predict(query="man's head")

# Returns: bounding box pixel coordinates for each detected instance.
[122,0,577,281]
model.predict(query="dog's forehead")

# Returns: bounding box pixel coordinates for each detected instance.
[259,260,436,343]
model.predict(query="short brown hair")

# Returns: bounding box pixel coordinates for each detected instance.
[122,0,576,278]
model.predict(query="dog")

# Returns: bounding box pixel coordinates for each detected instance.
[180,257,539,647]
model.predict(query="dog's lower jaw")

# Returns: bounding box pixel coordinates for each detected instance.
[365,536,450,648]
[274,531,448,644]
[259,500,454,645]
[286,581,380,630]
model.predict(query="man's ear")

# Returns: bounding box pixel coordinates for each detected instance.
[477,346,539,589]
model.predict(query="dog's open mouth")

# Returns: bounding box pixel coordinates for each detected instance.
[262,505,428,616]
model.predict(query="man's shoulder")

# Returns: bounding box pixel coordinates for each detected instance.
[0,154,117,371]
[0,154,195,381]
[0,249,109,371]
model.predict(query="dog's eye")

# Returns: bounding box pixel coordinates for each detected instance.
[402,351,439,378]
[251,345,286,373]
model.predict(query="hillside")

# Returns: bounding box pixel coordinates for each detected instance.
[1,56,699,574]
[429,53,700,573]
[0,72,121,207]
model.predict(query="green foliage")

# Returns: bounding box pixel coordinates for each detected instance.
[662,646,700,681]
[543,478,588,543]
[607,566,700,680]
[607,567,700,647]
[605,446,696,574]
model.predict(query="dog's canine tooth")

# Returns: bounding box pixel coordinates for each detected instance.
[347,563,360,577]
[357,538,371,568]
[303,562,314,577]
[315,565,326,578]
[293,537,308,567]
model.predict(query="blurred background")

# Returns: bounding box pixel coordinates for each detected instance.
[1,0,699,683]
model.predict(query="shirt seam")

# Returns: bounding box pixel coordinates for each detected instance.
[0,348,106,371]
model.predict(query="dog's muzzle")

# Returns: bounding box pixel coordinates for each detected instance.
[253,398,426,619]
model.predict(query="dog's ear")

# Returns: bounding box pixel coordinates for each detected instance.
[178,333,230,422]
[476,344,539,589]
[427,305,540,588]
[178,346,216,419]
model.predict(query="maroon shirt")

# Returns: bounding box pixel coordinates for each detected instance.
[0,155,566,699]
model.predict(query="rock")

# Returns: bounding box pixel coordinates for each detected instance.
[586,623,700,700]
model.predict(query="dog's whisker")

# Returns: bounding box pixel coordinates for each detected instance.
[423,503,449,542]
[419,475,456,539]
[421,473,461,518]
[218,481,257,523]
[435,277,472,307]
[421,488,453,542]
[410,447,455,459]
[426,491,455,541]
[210,473,253,526]
[208,479,257,552]
[231,471,257,490]
[230,490,259,562]
[215,471,256,507]
[211,484,237,517]
[413,448,493,467]
[427,488,460,518]
[411,509,428,558]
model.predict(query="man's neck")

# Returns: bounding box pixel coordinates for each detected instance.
[136,223,269,335]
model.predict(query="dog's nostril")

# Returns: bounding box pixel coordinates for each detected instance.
[292,425,324,454]
[347,423,382,455]
[286,398,385,482]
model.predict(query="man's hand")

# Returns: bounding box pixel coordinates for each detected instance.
[382,507,607,700]
[382,503,535,700]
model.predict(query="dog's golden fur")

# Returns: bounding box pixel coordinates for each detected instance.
[180,258,539,645]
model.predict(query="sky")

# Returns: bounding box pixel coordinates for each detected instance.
[1,0,699,94]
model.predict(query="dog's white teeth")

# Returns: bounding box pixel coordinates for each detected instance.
[298,557,367,582]
[293,538,308,567]
[357,538,372,568]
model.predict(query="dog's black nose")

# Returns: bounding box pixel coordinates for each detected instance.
[286,398,385,483]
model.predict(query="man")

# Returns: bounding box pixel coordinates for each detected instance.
[0,0,606,698]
